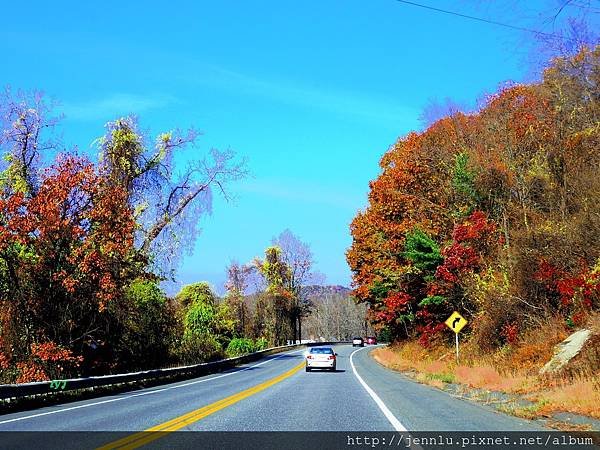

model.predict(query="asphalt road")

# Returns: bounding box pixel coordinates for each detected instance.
[0,344,544,448]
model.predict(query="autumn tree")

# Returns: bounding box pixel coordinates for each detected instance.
[224,260,254,337]
[0,155,139,381]
[271,229,320,343]
[346,117,467,340]
[254,246,294,346]
[0,88,62,196]
[97,117,247,277]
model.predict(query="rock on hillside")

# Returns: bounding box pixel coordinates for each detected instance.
[540,326,600,376]
[301,285,351,299]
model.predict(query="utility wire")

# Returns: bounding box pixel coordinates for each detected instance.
[394,0,579,43]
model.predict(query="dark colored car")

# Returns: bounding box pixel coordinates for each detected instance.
[366,336,377,345]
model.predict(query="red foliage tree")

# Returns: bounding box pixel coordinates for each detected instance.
[0,155,139,381]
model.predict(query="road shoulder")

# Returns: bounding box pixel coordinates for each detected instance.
[369,346,600,432]
[351,345,546,431]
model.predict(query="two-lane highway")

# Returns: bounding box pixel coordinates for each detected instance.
[0,344,544,448]
[182,345,393,432]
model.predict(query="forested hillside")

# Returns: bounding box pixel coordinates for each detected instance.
[347,46,600,349]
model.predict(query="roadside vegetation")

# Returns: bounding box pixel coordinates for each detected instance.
[0,134,360,388]
[372,314,600,420]
[0,89,250,383]
[348,46,600,419]
[221,233,368,347]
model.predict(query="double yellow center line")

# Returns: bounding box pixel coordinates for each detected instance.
[98,360,305,450]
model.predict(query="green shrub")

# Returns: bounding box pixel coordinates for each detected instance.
[426,372,456,384]
[418,295,447,307]
[378,327,392,343]
[116,279,175,370]
[175,333,223,364]
[226,338,255,358]
[253,337,269,351]
[176,282,216,308]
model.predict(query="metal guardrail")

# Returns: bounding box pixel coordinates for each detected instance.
[0,341,348,401]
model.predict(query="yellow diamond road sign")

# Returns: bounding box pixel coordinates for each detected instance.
[445,311,468,334]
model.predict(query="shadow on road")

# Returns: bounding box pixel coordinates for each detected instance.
[306,369,346,373]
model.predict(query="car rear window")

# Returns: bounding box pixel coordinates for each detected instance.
[309,348,334,354]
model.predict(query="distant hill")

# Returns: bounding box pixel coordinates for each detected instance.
[301,285,351,299]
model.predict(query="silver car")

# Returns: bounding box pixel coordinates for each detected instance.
[305,347,337,372]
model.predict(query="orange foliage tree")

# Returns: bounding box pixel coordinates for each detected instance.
[0,155,139,381]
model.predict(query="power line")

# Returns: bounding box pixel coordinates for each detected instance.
[394,0,578,43]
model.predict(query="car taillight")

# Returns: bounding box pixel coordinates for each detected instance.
[328,355,335,360]
[306,355,313,359]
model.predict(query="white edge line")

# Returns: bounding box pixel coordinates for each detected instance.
[0,349,305,426]
[350,346,407,432]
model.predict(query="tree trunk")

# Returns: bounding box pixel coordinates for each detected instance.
[290,314,297,344]
[502,210,510,248]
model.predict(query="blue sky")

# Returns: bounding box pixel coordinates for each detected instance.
[1,1,578,293]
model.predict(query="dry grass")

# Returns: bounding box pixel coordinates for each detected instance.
[372,315,600,421]
[454,365,531,393]
[509,319,570,373]
[536,378,600,419]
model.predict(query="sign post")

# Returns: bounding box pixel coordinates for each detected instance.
[445,311,468,363]
[455,333,459,363]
